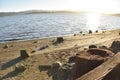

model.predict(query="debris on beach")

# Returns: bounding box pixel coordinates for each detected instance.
[82,33,85,36]
[95,30,98,33]
[80,31,82,34]
[89,45,97,49]
[74,34,76,36]
[88,30,92,34]
[110,40,120,53]
[40,60,74,80]
[102,31,105,33]
[15,63,26,72]
[33,41,37,43]
[73,48,114,80]
[31,50,36,53]
[38,45,49,51]
[99,45,108,49]
[20,50,30,59]
[56,37,64,43]
[76,52,120,80]
[3,44,9,49]
[0,29,120,80]
[39,65,51,72]
[53,37,64,45]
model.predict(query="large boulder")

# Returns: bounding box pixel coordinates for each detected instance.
[110,41,120,53]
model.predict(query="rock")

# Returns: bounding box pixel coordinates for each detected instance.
[56,37,64,43]
[31,50,36,53]
[3,44,9,49]
[88,30,92,34]
[15,63,26,72]
[83,34,85,36]
[38,45,49,51]
[110,41,120,53]
[95,30,98,33]
[80,31,82,34]
[20,50,29,59]
[33,41,37,43]
[89,45,97,49]
[99,45,113,52]
[99,45,108,49]
[52,61,62,68]
[74,34,76,36]
[102,31,105,33]
[68,56,76,63]
[48,62,74,80]
[39,65,51,72]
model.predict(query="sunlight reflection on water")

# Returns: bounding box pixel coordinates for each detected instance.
[86,13,101,31]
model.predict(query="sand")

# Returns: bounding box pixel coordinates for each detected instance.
[0,29,120,80]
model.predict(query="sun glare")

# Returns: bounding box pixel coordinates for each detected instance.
[86,13,100,31]
[68,0,119,13]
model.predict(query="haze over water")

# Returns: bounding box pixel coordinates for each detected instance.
[0,13,120,43]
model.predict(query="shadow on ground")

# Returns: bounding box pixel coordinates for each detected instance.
[0,69,24,80]
[1,57,23,70]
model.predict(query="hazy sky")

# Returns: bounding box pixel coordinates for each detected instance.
[0,0,120,13]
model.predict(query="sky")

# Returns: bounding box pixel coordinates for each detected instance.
[0,0,120,13]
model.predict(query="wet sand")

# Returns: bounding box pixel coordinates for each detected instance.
[0,29,120,80]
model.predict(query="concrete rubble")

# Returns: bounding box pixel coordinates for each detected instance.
[40,40,120,80]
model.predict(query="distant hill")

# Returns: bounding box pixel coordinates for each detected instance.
[0,10,83,17]
[0,10,120,17]
[110,14,120,16]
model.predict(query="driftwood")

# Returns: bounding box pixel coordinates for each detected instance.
[76,52,120,80]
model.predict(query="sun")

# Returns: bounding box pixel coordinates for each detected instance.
[67,0,119,13]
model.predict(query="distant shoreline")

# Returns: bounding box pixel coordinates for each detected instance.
[0,10,120,17]
[0,10,84,17]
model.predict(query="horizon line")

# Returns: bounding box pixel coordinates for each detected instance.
[0,9,120,14]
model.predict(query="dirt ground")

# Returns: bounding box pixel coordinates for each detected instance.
[0,29,120,80]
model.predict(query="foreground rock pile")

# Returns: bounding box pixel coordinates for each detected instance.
[39,40,120,80]
[74,40,120,80]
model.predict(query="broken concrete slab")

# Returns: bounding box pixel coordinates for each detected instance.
[110,40,120,53]
[76,52,120,80]
[73,49,114,80]
[20,50,29,59]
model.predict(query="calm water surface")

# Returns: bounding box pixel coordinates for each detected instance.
[0,13,120,42]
